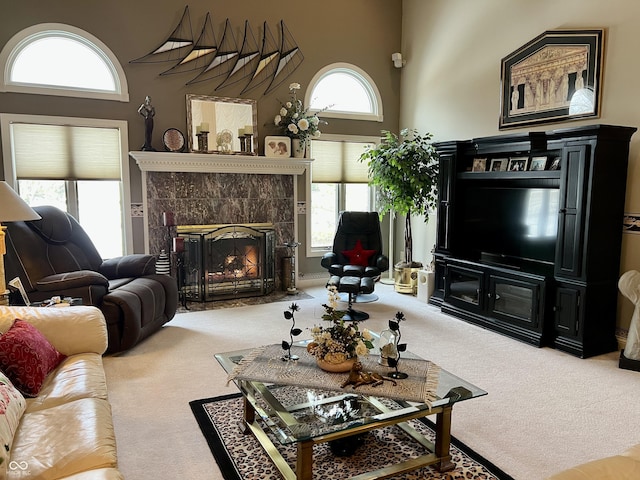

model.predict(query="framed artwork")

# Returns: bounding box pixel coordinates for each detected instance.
[499,29,604,129]
[529,156,548,171]
[549,156,561,170]
[472,158,487,172]
[490,158,508,171]
[264,136,291,157]
[508,157,528,172]
[163,128,186,152]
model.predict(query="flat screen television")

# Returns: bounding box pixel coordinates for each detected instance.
[456,186,559,266]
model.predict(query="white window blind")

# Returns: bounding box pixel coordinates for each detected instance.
[11,123,121,180]
[310,139,372,183]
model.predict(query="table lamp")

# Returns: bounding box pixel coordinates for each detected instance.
[0,181,41,304]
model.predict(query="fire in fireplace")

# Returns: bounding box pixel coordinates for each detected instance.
[175,224,275,301]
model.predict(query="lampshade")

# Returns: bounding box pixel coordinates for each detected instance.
[0,181,41,222]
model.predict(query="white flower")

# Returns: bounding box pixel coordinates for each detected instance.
[289,82,301,91]
[285,102,292,109]
[293,112,299,119]
[280,107,288,116]
[298,118,309,131]
[288,124,299,134]
[274,114,282,125]
[310,116,320,125]
[362,329,373,341]
[313,130,321,137]
[355,341,369,357]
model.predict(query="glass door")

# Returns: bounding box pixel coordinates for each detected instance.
[444,264,484,313]
[487,274,545,330]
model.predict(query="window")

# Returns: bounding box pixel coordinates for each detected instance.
[0,23,129,101]
[1,114,132,258]
[307,136,377,254]
[305,63,383,122]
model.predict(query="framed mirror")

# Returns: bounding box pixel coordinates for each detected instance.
[186,94,257,154]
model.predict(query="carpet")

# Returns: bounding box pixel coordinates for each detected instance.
[190,392,515,480]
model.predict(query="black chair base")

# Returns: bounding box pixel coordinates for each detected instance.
[329,276,374,321]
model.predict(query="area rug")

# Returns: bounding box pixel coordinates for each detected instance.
[190,392,514,480]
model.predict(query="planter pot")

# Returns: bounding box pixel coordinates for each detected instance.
[316,357,356,373]
[394,261,422,295]
[292,138,305,158]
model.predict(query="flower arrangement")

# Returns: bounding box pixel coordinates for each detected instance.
[274,82,326,148]
[306,286,374,364]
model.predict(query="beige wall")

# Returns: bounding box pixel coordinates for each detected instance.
[0,0,402,258]
[402,0,640,331]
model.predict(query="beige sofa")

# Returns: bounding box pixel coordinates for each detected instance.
[547,444,640,479]
[0,305,122,480]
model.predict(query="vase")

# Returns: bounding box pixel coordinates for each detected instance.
[156,249,170,275]
[316,356,356,373]
[292,138,305,158]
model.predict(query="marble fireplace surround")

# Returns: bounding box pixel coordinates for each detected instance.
[130,151,312,291]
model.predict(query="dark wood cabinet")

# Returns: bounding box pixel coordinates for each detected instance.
[431,125,636,358]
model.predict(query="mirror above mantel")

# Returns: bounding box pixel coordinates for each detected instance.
[185,94,258,154]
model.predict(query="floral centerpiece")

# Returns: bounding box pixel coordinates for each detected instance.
[306,286,374,372]
[274,82,326,155]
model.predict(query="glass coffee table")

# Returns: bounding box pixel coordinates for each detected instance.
[215,345,486,480]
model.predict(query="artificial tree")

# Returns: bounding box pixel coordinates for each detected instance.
[359,129,439,291]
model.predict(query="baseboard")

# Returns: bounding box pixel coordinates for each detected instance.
[297,273,327,289]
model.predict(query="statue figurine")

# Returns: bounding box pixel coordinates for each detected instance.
[619,270,640,363]
[138,96,156,151]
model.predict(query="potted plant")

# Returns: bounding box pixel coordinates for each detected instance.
[359,128,439,293]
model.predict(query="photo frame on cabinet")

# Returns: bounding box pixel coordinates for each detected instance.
[490,158,508,171]
[472,158,487,172]
[529,156,548,171]
[508,157,528,172]
[549,156,561,170]
[499,29,604,129]
[264,136,291,157]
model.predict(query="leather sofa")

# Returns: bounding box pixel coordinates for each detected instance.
[546,444,640,479]
[4,205,178,353]
[0,305,123,479]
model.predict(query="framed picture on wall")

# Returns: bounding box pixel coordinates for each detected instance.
[499,29,604,129]
[264,136,291,157]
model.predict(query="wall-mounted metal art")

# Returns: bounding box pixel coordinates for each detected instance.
[130,6,303,96]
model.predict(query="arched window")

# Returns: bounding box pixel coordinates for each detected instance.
[0,23,128,101]
[305,63,383,122]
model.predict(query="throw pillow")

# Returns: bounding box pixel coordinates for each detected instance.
[0,319,66,397]
[0,372,25,474]
[342,239,376,267]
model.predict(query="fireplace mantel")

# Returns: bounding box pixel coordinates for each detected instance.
[130,151,312,175]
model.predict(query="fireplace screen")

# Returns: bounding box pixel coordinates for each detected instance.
[177,224,275,301]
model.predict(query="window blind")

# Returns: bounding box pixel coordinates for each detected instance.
[310,139,372,183]
[11,123,121,180]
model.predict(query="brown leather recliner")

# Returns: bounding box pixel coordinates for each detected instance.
[3,205,178,353]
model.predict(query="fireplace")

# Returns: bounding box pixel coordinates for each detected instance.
[131,151,312,298]
[176,224,275,301]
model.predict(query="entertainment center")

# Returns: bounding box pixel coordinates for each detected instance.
[429,124,636,358]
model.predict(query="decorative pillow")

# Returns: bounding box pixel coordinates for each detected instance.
[0,319,66,397]
[0,372,25,474]
[342,239,377,267]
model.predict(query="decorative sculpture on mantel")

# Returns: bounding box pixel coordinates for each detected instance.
[138,96,156,151]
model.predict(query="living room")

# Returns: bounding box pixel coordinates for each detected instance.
[1,0,640,479]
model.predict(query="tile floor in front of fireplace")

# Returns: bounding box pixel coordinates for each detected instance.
[176,288,313,313]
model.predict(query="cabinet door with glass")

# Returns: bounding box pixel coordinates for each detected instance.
[487,273,545,331]
[444,263,484,314]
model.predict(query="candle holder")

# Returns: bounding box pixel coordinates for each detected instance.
[197,131,209,152]
[239,133,253,154]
